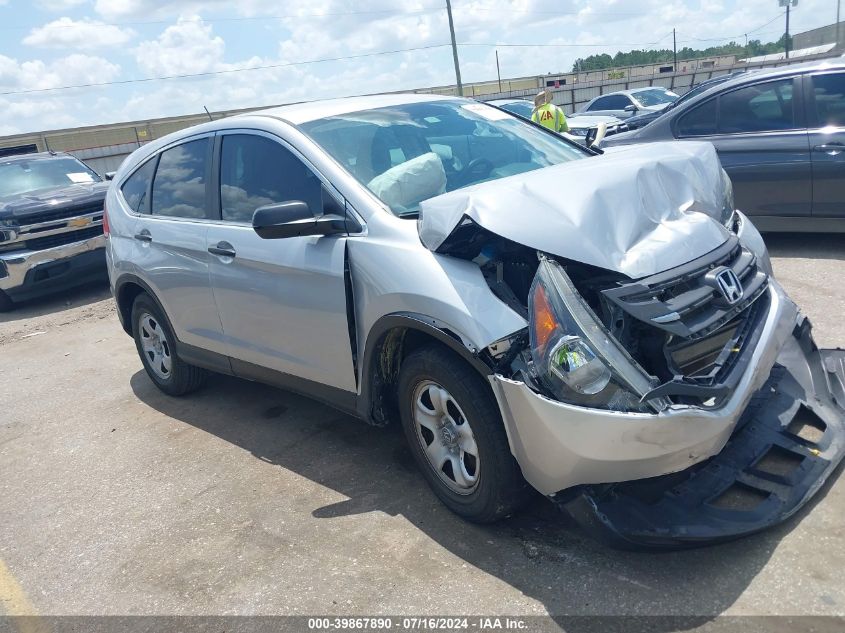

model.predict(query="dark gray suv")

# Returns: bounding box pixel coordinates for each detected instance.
[603,60,845,232]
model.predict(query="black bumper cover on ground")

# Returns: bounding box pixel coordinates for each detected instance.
[560,323,845,550]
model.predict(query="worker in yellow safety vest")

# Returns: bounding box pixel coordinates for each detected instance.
[531,90,569,133]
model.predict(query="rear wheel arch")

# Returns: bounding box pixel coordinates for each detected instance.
[359,314,495,427]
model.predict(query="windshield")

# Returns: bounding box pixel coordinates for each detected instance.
[0,156,101,199]
[495,100,534,120]
[633,89,678,107]
[299,99,587,216]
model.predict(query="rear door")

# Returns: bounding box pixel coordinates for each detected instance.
[205,131,356,392]
[674,76,811,220]
[132,134,226,355]
[806,71,845,218]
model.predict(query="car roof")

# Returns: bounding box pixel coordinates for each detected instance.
[699,58,845,94]
[0,151,71,163]
[486,98,531,105]
[245,92,457,125]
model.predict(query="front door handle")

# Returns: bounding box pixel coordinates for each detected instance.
[814,143,845,156]
[134,229,152,242]
[208,241,236,258]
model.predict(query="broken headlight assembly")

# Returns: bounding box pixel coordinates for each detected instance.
[528,256,667,412]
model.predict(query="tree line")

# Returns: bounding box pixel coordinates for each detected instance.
[571,35,792,72]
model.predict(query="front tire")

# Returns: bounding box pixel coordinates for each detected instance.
[397,345,528,523]
[131,292,206,396]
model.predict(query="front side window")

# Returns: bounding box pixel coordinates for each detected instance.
[676,98,718,137]
[300,100,587,216]
[219,134,322,223]
[718,79,795,134]
[120,158,156,213]
[151,138,210,219]
[0,156,101,200]
[810,73,845,127]
[589,95,629,110]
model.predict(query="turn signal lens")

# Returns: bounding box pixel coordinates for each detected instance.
[531,283,557,353]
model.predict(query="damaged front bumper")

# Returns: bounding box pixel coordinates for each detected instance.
[489,281,845,547]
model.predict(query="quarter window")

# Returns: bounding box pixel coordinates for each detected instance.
[120,158,156,213]
[150,138,210,219]
[219,134,323,223]
[718,79,795,133]
[810,73,845,127]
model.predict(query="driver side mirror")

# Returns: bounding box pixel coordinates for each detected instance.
[623,104,638,113]
[252,200,348,240]
[104,171,116,181]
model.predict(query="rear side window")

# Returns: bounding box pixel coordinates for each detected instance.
[718,79,795,133]
[151,138,210,219]
[677,98,717,136]
[810,73,845,127]
[120,159,155,213]
[219,134,322,223]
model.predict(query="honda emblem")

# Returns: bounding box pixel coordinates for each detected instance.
[715,268,744,305]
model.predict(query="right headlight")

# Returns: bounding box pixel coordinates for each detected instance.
[528,256,667,412]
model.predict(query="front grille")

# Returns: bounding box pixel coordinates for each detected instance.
[15,203,104,227]
[664,293,767,386]
[24,225,103,250]
[603,236,768,340]
[602,236,770,404]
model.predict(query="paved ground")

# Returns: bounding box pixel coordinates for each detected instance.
[0,234,843,620]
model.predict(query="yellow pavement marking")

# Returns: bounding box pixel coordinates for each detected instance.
[0,558,48,633]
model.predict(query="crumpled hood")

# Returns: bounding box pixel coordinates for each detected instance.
[418,141,732,279]
[0,181,108,222]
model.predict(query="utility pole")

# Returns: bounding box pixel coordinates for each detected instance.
[778,0,798,59]
[495,49,502,92]
[785,2,791,58]
[673,28,677,70]
[445,0,463,96]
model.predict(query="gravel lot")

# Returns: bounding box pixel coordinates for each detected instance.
[0,233,843,620]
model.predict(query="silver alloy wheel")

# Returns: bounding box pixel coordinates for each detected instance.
[139,312,172,380]
[412,380,480,494]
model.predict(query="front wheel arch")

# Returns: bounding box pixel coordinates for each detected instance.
[358,314,496,427]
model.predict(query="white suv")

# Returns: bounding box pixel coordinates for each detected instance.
[105,93,845,549]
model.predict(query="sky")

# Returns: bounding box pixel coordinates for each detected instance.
[0,0,838,135]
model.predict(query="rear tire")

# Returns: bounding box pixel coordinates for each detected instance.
[397,345,528,523]
[0,291,13,312]
[131,292,206,396]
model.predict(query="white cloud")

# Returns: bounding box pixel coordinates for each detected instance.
[133,16,260,76]
[23,18,135,50]
[0,53,121,93]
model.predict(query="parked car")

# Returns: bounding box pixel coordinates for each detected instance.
[603,60,845,232]
[0,151,108,311]
[486,98,626,144]
[624,72,748,130]
[578,86,679,119]
[106,94,845,548]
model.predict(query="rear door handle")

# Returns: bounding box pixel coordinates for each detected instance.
[814,143,845,155]
[134,229,152,242]
[208,241,236,258]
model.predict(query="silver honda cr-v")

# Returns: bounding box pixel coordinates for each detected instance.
[106,94,845,548]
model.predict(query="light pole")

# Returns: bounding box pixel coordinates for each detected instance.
[778,0,798,59]
[445,0,463,96]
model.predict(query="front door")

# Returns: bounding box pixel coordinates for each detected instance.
[675,77,812,219]
[807,71,845,218]
[206,131,356,393]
